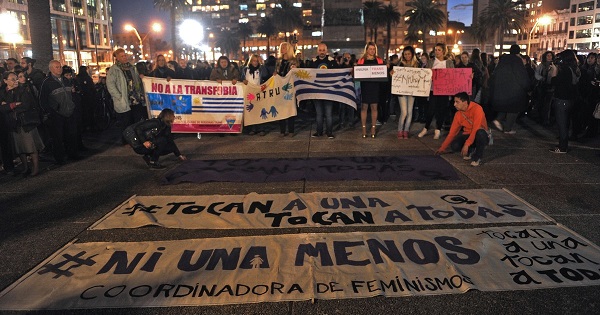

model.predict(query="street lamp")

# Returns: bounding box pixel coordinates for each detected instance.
[0,13,22,58]
[527,15,552,57]
[179,19,203,61]
[124,22,162,61]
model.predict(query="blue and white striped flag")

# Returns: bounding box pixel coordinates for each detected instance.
[292,68,358,109]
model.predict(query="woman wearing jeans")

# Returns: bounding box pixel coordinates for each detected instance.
[395,46,419,139]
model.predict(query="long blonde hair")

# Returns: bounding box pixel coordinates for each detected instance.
[278,42,296,60]
[360,42,378,60]
[246,54,264,67]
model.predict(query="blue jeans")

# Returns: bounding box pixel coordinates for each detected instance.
[450,129,489,161]
[552,98,573,151]
[314,100,333,135]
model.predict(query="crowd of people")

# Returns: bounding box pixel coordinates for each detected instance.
[1,41,599,174]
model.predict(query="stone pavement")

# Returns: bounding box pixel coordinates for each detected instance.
[0,113,599,314]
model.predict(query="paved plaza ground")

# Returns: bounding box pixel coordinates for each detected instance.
[0,114,599,314]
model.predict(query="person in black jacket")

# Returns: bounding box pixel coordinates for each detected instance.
[148,55,176,79]
[548,50,581,153]
[130,108,186,169]
[310,42,338,138]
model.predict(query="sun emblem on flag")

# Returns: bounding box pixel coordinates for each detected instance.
[294,70,311,79]
[193,97,201,105]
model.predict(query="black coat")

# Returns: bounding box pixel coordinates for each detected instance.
[489,54,530,113]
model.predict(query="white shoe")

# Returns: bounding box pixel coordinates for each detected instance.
[433,129,441,139]
[471,159,481,167]
[492,120,503,131]
[417,128,428,138]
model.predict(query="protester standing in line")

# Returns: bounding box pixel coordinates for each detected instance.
[548,50,580,153]
[394,46,419,139]
[106,48,147,144]
[534,51,556,126]
[357,42,384,138]
[274,42,298,137]
[20,57,46,92]
[338,52,356,129]
[39,60,79,164]
[76,66,96,133]
[241,54,270,136]
[210,56,240,84]
[309,42,338,139]
[0,71,44,176]
[148,55,176,79]
[489,44,530,135]
[418,43,454,140]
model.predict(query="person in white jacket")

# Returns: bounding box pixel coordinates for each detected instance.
[106,48,147,144]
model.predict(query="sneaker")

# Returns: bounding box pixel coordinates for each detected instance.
[327,134,335,139]
[503,130,516,135]
[549,147,567,154]
[492,120,503,131]
[463,154,472,161]
[404,131,409,139]
[142,155,151,167]
[311,132,322,138]
[417,128,428,138]
[397,131,404,139]
[470,159,481,167]
[149,161,166,169]
[433,129,441,140]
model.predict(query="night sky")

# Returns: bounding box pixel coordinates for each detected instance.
[111,0,473,42]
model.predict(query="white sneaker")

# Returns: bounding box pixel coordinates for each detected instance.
[470,159,481,167]
[417,128,428,138]
[492,120,503,131]
[433,129,441,139]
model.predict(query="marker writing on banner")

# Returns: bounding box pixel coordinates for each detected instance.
[294,236,480,267]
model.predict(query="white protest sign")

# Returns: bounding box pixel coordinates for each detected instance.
[353,65,388,81]
[391,67,432,97]
[1,225,599,310]
[89,189,553,230]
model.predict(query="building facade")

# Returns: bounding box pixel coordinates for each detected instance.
[0,0,113,69]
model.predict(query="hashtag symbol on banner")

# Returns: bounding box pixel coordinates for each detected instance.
[37,251,98,279]
[122,203,162,216]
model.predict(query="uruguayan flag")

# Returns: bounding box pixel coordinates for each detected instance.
[293,69,358,109]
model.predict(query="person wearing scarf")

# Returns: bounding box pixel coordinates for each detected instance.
[106,48,147,144]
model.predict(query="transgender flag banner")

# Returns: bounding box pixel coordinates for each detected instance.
[142,77,244,133]
[293,68,358,109]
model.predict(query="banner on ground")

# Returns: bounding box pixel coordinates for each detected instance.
[1,225,599,310]
[243,72,296,126]
[432,68,473,96]
[142,77,244,133]
[89,189,552,230]
[293,68,358,109]
[391,67,432,97]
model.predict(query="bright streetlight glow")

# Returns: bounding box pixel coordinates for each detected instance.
[179,19,203,47]
[0,13,20,35]
[152,23,162,33]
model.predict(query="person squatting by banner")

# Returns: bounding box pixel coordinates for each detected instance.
[1,225,599,310]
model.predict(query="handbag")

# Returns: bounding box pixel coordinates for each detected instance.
[18,108,41,128]
[594,102,600,119]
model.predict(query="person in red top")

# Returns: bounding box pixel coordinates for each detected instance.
[435,92,490,166]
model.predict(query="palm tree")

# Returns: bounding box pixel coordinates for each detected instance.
[271,0,303,38]
[153,0,189,61]
[404,31,421,47]
[479,0,525,55]
[404,0,446,53]
[237,22,254,59]
[363,0,383,43]
[27,1,53,68]
[257,17,277,56]
[216,29,241,59]
[382,4,401,57]
[471,19,493,51]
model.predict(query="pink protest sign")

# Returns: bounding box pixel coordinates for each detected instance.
[432,68,473,96]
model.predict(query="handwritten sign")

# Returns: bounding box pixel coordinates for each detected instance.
[432,68,473,96]
[89,189,551,230]
[353,65,388,81]
[391,67,432,97]
[2,225,600,310]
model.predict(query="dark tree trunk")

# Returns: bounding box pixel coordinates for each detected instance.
[28,1,53,69]
[171,7,178,61]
